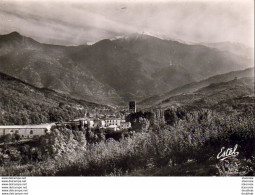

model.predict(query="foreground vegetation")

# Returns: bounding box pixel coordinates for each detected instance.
[0,99,254,176]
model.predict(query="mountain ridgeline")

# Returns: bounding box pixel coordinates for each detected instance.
[139,67,254,108]
[0,32,253,105]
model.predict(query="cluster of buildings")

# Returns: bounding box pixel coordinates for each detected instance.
[59,117,131,132]
[85,117,131,131]
[58,100,137,132]
[0,101,137,140]
[0,117,132,141]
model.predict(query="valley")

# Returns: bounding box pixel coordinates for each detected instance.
[0,31,254,177]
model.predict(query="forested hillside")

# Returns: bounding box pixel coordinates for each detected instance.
[0,72,105,125]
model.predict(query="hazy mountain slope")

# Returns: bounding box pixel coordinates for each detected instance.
[0,32,122,105]
[113,34,252,79]
[67,39,154,100]
[139,67,254,107]
[66,33,254,101]
[0,71,104,125]
[0,32,253,105]
[201,42,254,60]
[154,76,254,109]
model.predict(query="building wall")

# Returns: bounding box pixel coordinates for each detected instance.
[105,119,125,127]
[101,120,106,128]
[129,101,136,113]
[0,128,47,138]
[94,120,106,128]
[106,125,118,131]
[87,120,94,128]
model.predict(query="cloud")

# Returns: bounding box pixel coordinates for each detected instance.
[0,0,253,46]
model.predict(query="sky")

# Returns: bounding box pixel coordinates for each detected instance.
[0,0,253,47]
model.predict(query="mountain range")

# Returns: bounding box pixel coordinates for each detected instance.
[156,76,254,110]
[139,67,254,108]
[0,32,253,106]
[159,76,254,111]
[200,42,254,60]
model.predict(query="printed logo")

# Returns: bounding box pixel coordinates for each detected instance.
[217,144,239,161]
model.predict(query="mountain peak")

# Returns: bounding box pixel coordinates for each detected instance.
[9,31,21,36]
[0,31,41,47]
[128,32,160,40]
[0,31,24,43]
[110,32,193,45]
[7,31,23,40]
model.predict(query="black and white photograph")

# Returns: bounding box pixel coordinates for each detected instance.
[0,0,254,178]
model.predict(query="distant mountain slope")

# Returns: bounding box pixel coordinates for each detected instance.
[0,71,106,125]
[201,42,254,60]
[139,67,254,108]
[0,32,122,105]
[152,76,254,109]
[0,32,253,105]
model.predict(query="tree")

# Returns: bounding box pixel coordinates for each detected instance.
[164,109,178,126]
[3,134,12,144]
[14,134,21,142]
[58,102,65,108]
